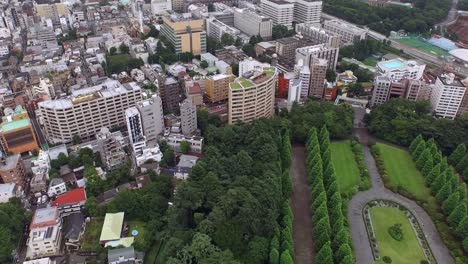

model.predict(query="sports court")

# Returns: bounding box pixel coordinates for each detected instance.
[395,36,450,57]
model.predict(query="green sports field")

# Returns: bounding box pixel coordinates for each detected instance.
[331,141,361,194]
[395,37,449,57]
[371,207,427,264]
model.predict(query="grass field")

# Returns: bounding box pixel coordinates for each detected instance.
[371,207,427,264]
[145,241,162,264]
[395,37,449,57]
[81,218,104,251]
[128,221,147,249]
[331,141,361,194]
[363,59,378,67]
[376,143,431,202]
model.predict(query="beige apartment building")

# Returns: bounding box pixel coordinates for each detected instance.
[160,15,206,55]
[35,3,68,23]
[228,67,278,124]
[38,80,142,144]
[206,74,235,103]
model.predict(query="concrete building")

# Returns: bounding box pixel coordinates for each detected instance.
[38,80,142,144]
[276,36,309,63]
[323,20,368,44]
[151,0,172,15]
[95,128,127,170]
[0,154,26,190]
[136,95,165,144]
[233,8,273,39]
[297,64,311,98]
[126,107,146,155]
[180,98,197,135]
[161,133,203,153]
[371,76,392,106]
[158,76,181,114]
[27,207,62,259]
[206,17,240,42]
[288,78,302,104]
[35,3,68,25]
[0,111,39,155]
[308,57,328,98]
[431,73,467,119]
[239,57,271,76]
[287,0,322,24]
[160,15,206,55]
[229,67,277,124]
[260,0,294,29]
[370,77,426,106]
[205,74,236,102]
[135,146,163,166]
[172,0,184,12]
[295,44,339,70]
[47,178,67,197]
[175,155,198,180]
[296,23,341,48]
[376,58,425,82]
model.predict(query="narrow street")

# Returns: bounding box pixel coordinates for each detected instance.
[291,145,315,264]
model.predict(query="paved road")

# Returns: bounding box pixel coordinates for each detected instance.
[291,145,315,264]
[347,137,455,263]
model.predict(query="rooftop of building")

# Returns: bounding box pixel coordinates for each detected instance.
[0,183,15,193]
[276,37,300,45]
[262,0,294,5]
[324,20,368,33]
[439,73,466,87]
[0,118,31,132]
[108,247,135,262]
[0,154,21,171]
[177,154,199,168]
[52,187,87,207]
[377,58,423,71]
[38,80,140,109]
[99,212,124,241]
[231,67,277,89]
[31,207,58,228]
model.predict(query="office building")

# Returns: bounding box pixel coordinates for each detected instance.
[288,79,302,104]
[158,76,181,114]
[431,73,467,119]
[233,8,273,39]
[296,23,341,48]
[376,58,425,82]
[260,0,294,29]
[371,76,392,106]
[0,154,26,189]
[180,99,197,135]
[229,67,278,124]
[323,20,368,44]
[38,80,142,144]
[205,74,236,102]
[136,95,165,144]
[295,44,339,70]
[288,0,322,24]
[0,107,39,155]
[308,57,328,98]
[206,17,240,42]
[27,207,62,259]
[276,36,311,63]
[160,15,206,55]
[297,64,311,98]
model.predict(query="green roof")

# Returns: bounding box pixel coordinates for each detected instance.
[1,118,30,132]
[263,67,275,77]
[99,212,124,241]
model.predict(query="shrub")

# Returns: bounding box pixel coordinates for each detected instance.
[420,260,429,264]
[382,256,392,263]
[388,224,403,241]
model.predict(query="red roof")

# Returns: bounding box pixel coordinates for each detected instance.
[52,188,87,206]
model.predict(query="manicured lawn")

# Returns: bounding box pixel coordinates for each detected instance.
[363,59,377,67]
[371,207,427,264]
[376,143,431,202]
[331,141,361,194]
[128,221,147,249]
[81,218,104,251]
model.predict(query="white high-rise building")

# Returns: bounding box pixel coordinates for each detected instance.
[126,107,146,154]
[260,0,294,29]
[288,79,302,104]
[38,80,142,144]
[287,0,322,24]
[180,98,197,135]
[239,57,271,76]
[308,57,328,98]
[376,58,425,82]
[295,44,340,70]
[233,8,273,39]
[136,95,165,145]
[431,73,467,119]
[206,17,240,42]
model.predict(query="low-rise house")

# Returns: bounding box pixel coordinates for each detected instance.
[99,212,124,244]
[47,178,67,197]
[51,188,87,216]
[108,246,144,264]
[30,174,48,194]
[26,207,62,259]
[63,212,86,252]
[161,133,203,153]
[175,155,199,180]
[135,146,163,167]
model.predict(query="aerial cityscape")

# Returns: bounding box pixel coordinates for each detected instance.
[0,0,467,263]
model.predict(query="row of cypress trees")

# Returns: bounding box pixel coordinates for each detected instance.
[305,127,354,264]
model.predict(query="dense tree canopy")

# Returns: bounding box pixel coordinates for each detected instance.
[0,200,28,263]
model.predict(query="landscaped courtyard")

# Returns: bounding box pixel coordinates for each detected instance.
[331,141,361,194]
[375,143,431,202]
[370,206,427,264]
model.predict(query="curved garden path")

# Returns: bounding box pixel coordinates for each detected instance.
[291,145,315,264]
[349,110,454,264]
